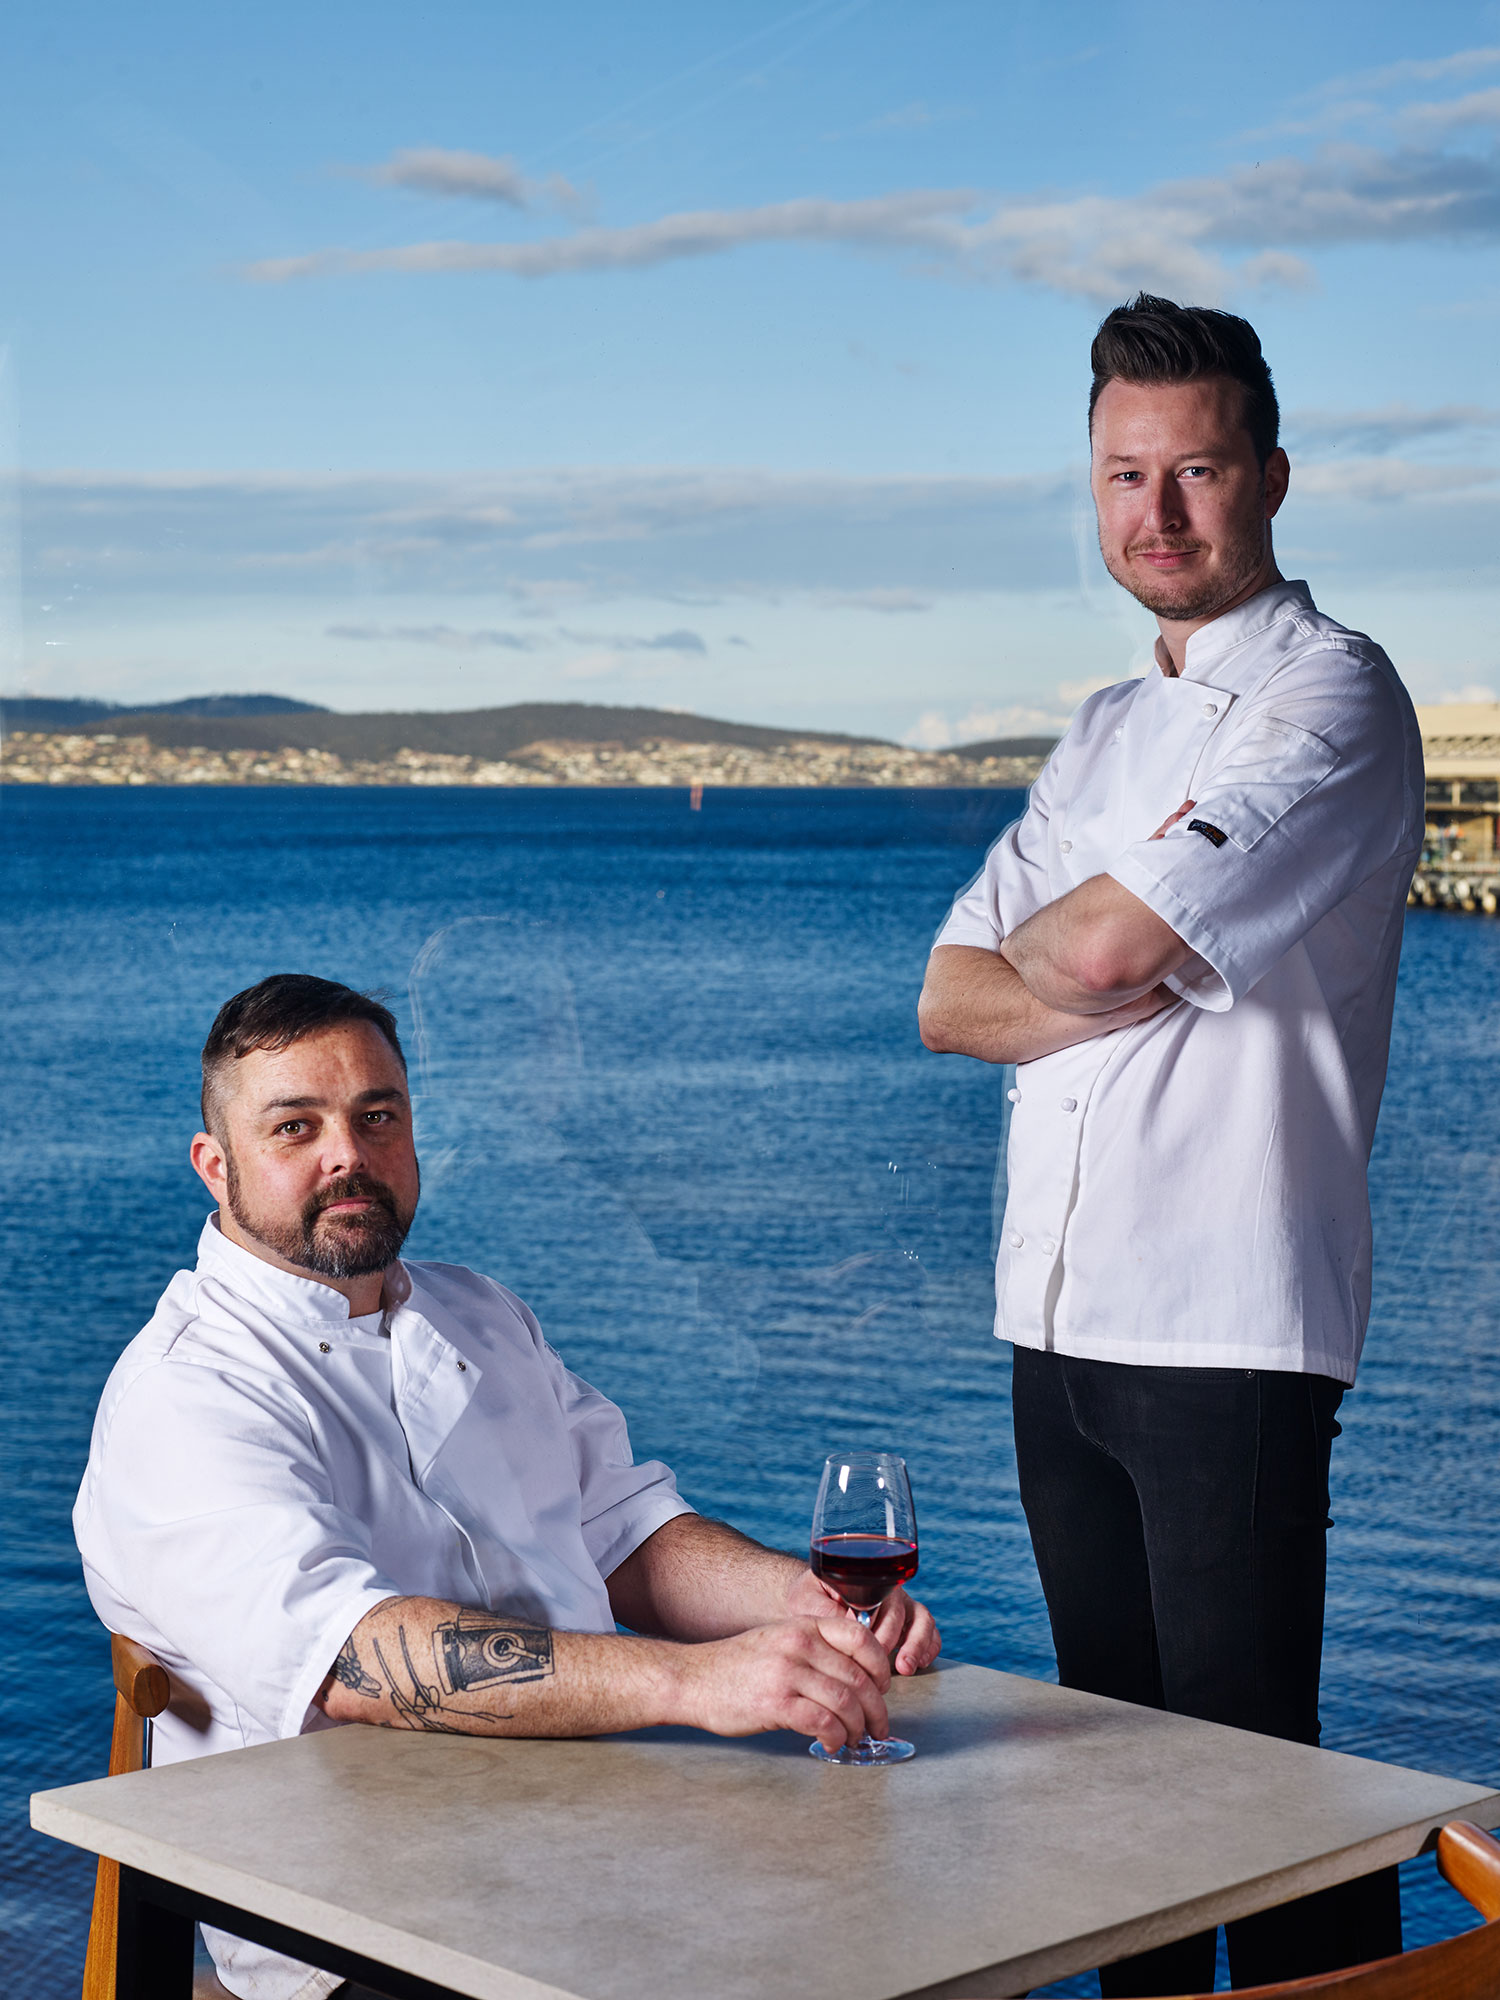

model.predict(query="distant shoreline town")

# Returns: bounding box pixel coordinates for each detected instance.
[0,696,1052,790]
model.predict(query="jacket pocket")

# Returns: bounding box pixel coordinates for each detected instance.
[1189,715,1340,852]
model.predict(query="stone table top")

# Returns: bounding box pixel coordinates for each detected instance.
[32,1663,1500,2000]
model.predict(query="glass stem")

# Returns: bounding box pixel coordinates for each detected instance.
[855,1608,876,1742]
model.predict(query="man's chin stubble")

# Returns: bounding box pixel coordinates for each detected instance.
[1104,531,1269,623]
[1116,568,1239,622]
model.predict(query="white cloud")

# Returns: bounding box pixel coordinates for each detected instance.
[1321,46,1500,96]
[901,710,953,748]
[816,587,932,613]
[327,621,541,649]
[558,626,707,653]
[247,131,1500,306]
[326,618,705,653]
[243,190,979,285]
[1439,682,1500,702]
[904,700,1075,749]
[1400,87,1500,136]
[1287,404,1500,454]
[21,452,1500,615]
[1056,673,1127,707]
[368,148,584,213]
[1291,459,1500,500]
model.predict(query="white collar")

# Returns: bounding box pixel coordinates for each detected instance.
[1153,579,1316,693]
[196,1215,411,1328]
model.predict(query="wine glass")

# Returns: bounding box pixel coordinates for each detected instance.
[808,1450,919,1765]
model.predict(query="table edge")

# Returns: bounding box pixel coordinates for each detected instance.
[32,1781,1500,2000]
[892,1791,1500,2000]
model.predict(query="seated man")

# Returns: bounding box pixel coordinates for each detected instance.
[76,973,939,2000]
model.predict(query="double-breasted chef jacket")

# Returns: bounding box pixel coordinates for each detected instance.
[77,1219,695,1997]
[935,581,1424,1384]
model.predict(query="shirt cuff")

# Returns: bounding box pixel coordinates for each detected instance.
[1108,849,1240,1012]
[279,1584,408,1742]
[590,1491,698,1582]
[932,915,1001,953]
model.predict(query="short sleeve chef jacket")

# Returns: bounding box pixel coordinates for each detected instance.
[934,581,1423,1384]
[77,1219,694,1760]
[75,1219,694,1998]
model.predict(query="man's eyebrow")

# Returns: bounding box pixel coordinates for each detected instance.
[257,1087,407,1114]
[1101,447,1224,464]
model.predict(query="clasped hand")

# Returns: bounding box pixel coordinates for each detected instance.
[675,1574,940,1757]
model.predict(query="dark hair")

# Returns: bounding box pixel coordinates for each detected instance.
[201,973,405,1133]
[1088,293,1280,467]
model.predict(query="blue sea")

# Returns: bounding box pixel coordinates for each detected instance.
[2,785,1497,1997]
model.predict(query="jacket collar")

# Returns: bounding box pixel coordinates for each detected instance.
[1151,579,1316,695]
[195,1215,410,1331]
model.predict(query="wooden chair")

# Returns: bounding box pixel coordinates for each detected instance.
[82,1634,171,2000]
[1129,1820,1500,1999]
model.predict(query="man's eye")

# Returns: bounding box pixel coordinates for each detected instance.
[1181,465,1213,478]
[363,1110,394,1125]
[274,1121,307,1137]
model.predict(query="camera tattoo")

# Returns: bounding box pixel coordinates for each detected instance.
[435,1609,554,1694]
[365,1609,556,1732]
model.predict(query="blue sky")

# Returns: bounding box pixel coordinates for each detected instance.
[3,0,1499,740]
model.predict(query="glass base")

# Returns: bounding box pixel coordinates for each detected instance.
[809,1734,916,1765]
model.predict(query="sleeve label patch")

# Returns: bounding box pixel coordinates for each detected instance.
[1188,818,1229,848]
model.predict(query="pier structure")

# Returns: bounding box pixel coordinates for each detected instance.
[1411,702,1500,913]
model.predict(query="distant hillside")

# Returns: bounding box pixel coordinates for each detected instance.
[1,693,326,731]
[952,735,1058,760]
[45,700,887,761]
[4,695,1059,767]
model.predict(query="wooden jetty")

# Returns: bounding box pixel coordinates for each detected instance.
[1410,703,1500,913]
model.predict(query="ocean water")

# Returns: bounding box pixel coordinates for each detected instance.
[1,784,1496,1998]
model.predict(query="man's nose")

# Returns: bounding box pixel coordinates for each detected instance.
[318,1119,372,1174]
[1142,475,1186,533]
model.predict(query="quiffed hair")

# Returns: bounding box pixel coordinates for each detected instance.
[201,973,404,1133]
[1088,293,1280,467]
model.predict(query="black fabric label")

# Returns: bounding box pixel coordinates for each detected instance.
[1188,818,1228,848]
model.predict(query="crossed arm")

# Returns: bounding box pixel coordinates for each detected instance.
[919,813,1198,1066]
[317,1514,940,1754]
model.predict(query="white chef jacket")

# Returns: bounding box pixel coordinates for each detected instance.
[935,581,1423,1383]
[75,1217,694,2000]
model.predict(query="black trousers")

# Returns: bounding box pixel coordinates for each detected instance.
[1011,1346,1401,1996]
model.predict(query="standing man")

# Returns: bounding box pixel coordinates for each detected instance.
[919,295,1422,1996]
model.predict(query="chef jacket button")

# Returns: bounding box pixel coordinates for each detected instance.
[1007,1087,1021,1103]
[318,1341,331,1354]
[1008,1230,1024,1249]
[1060,1096,1077,1112]
[1203,701,1218,716]
[1113,726,1123,740]
[457,1359,467,1372]
[1060,838,1073,853]
[1042,1238,1057,1255]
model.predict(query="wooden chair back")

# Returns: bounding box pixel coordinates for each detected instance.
[1142,1821,1500,1999]
[81,1634,171,2000]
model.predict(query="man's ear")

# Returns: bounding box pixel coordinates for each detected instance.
[191,1129,230,1204]
[1264,446,1290,519]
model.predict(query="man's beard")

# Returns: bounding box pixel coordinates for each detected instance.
[224,1158,416,1280]
[1101,514,1268,622]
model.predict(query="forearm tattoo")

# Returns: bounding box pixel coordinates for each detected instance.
[331,1635,382,1699]
[348,1606,556,1733]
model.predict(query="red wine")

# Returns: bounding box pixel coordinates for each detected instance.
[810,1533,919,1609]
